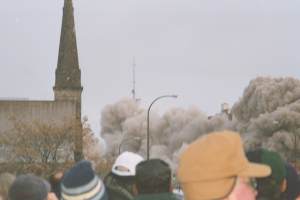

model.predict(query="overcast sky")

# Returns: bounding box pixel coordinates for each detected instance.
[0,0,300,133]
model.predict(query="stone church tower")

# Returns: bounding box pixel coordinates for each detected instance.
[54,0,82,113]
[54,0,83,161]
[0,0,84,162]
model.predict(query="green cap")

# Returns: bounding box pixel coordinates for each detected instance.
[261,149,286,185]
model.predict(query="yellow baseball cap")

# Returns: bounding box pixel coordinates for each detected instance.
[177,131,271,200]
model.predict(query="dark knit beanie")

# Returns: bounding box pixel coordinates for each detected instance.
[8,174,48,200]
[61,160,108,200]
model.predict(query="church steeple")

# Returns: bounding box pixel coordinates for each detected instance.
[54,0,82,92]
[53,0,83,161]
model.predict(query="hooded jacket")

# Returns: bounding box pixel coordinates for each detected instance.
[104,172,135,200]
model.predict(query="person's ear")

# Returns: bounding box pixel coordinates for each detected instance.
[47,193,58,200]
[133,184,138,196]
[280,178,287,192]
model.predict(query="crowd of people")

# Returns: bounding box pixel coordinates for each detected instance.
[0,130,300,200]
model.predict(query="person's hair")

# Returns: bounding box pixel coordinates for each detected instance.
[8,174,48,200]
[113,172,135,188]
[135,159,171,194]
[256,177,282,200]
[0,173,16,200]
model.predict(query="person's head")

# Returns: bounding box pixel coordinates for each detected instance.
[0,173,15,200]
[49,171,64,199]
[246,149,286,199]
[177,131,271,200]
[8,174,49,200]
[134,159,172,195]
[112,151,144,177]
[61,160,108,200]
[283,163,300,200]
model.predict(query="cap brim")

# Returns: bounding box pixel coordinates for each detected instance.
[111,165,133,176]
[239,162,271,178]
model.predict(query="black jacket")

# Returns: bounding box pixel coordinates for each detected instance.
[104,172,135,200]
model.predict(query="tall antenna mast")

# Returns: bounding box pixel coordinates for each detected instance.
[132,57,136,101]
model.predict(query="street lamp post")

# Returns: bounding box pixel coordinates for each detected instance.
[147,95,178,160]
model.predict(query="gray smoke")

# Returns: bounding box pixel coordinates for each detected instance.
[232,77,300,160]
[100,98,145,157]
[233,77,300,123]
[101,98,233,169]
[100,77,300,167]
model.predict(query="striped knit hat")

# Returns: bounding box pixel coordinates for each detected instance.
[61,160,108,200]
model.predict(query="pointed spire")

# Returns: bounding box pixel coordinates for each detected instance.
[54,0,82,90]
[64,0,73,7]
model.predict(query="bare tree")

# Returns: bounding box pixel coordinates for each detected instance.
[82,116,103,166]
[0,118,76,164]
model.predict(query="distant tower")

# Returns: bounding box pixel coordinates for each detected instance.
[221,103,229,114]
[132,58,136,101]
[53,0,83,161]
[221,102,232,120]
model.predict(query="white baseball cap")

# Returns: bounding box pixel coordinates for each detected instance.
[112,151,144,176]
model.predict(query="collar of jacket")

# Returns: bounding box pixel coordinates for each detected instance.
[134,192,182,200]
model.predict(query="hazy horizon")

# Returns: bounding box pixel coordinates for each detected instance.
[1,0,299,133]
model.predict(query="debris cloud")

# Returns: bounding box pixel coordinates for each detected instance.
[100,77,300,166]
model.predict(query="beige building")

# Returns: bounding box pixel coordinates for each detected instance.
[0,0,83,160]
